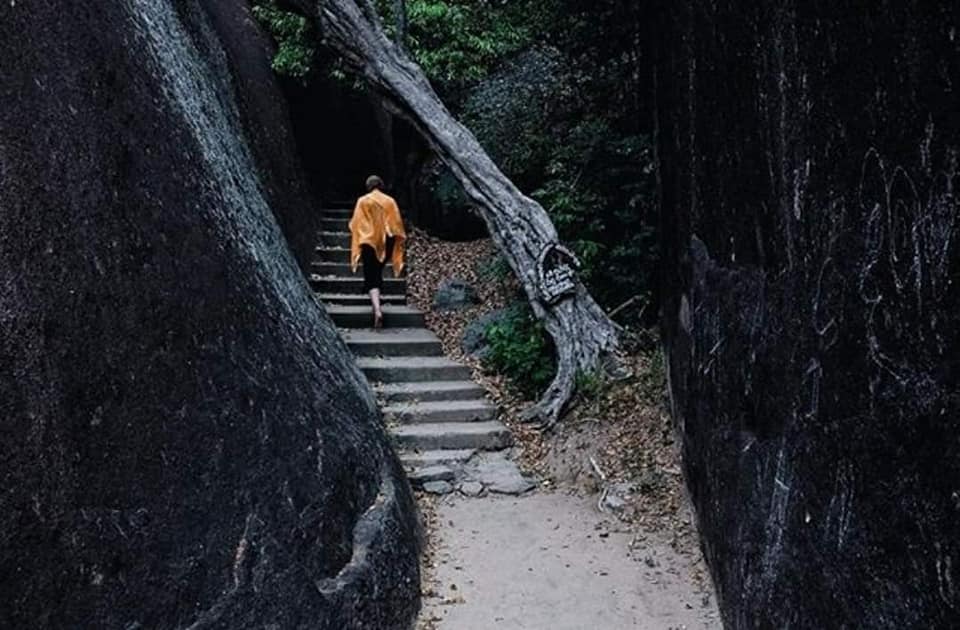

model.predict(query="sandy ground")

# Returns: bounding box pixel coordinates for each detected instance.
[419,491,721,630]
[408,232,720,629]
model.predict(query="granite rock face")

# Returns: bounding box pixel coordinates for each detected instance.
[199,1,322,271]
[655,3,960,628]
[0,2,418,628]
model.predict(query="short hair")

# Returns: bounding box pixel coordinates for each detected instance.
[366,175,384,191]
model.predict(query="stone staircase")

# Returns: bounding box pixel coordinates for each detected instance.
[311,206,513,484]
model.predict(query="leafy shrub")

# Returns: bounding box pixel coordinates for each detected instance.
[483,302,555,398]
[477,254,512,283]
[462,48,568,187]
[532,121,659,317]
[252,1,317,80]
[459,47,660,321]
[575,369,608,402]
[403,1,533,90]
[434,168,470,213]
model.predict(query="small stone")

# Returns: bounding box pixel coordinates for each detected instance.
[423,481,455,495]
[602,481,633,512]
[602,493,627,513]
[463,452,536,495]
[433,278,480,311]
[459,481,484,497]
[408,465,455,486]
[489,476,536,495]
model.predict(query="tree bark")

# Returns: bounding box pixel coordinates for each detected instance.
[295,0,620,426]
[392,0,407,52]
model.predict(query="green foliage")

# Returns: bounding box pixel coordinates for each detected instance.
[251,1,316,80]
[483,303,555,398]
[575,369,608,402]
[462,49,566,186]
[396,0,658,395]
[369,0,537,94]
[455,27,659,322]
[531,122,659,313]
[477,254,512,283]
[516,119,658,313]
[253,0,533,91]
[434,168,469,211]
[635,341,667,402]
[406,1,531,88]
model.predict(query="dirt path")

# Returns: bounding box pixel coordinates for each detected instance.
[418,491,721,630]
[406,232,720,629]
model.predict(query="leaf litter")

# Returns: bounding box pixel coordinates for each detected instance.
[407,230,715,628]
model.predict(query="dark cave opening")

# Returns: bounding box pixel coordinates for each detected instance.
[274,61,487,241]
[281,75,389,203]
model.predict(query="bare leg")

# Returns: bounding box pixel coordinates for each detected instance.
[370,288,383,329]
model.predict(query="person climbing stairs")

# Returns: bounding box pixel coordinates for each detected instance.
[310,206,513,486]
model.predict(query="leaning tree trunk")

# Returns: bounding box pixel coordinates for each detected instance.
[295,0,621,426]
[392,0,407,52]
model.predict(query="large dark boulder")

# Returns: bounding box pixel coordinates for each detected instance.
[0,2,418,628]
[200,1,322,271]
[655,2,960,628]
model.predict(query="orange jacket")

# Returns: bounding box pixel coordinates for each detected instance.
[349,190,406,276]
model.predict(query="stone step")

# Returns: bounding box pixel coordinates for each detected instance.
[407,465,456,486]
[324,209,352,218]
[357,356,472,383]
[320,218,349,232]
[398,449,477,469]
[326,305,424,329]
[312,261,398,277]
[317,293,407,306]
[383,399,497,424]
[310,223,513,460]
[317,231,351,248]
[342,328,442,357]
[314,247,351,263]
[310,275,406,295]
[391,422,513,451]
[375,381,487,403]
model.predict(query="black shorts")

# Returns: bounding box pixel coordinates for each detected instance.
[361,237,395,292]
